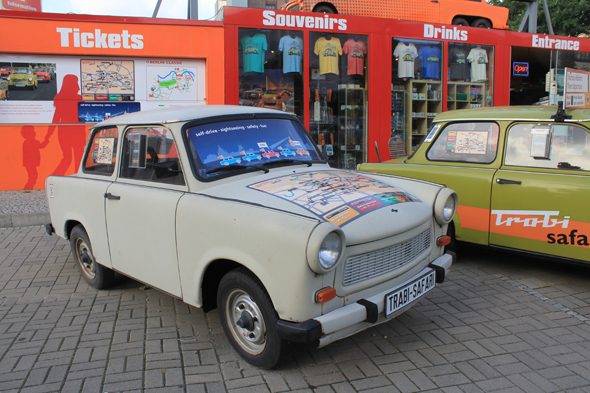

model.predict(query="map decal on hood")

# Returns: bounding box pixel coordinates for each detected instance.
[248,171,421,227]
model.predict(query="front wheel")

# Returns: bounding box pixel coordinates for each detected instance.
[70,225,115,289]
[217,268,283,369]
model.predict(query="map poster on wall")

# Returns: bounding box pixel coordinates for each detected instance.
[564,68,590,109]
[147,65,198,101]
[81,59,135,101]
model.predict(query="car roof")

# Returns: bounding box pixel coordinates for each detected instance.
[90,105,293,129]
[433,106,590,123]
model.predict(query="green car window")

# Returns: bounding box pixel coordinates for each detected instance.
[426,122,499,164]
[505,123,590,171]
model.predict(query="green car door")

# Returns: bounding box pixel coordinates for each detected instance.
[490,122,590,262]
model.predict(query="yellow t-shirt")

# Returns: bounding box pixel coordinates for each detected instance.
[314,37,342,75]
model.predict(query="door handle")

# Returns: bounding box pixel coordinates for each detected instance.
[104,192,121,200]
[495,178,521,185]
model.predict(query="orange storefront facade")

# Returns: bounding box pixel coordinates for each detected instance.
[0,10,224,191]
[1,7,590,190]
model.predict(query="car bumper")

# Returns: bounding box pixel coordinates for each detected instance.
[277,252,455,345]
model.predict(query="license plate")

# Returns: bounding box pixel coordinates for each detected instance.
[385,270,436,317]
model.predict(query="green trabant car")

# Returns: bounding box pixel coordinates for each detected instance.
[7,66,37,89]
[359,105,590,264]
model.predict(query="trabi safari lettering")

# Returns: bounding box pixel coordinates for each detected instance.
[492,210,588,247]
[56,27,144,49]
[263,10,347,31]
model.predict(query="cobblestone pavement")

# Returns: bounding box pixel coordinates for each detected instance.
[1,226,590,393]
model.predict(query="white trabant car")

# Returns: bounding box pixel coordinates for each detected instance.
[45,106,456,368]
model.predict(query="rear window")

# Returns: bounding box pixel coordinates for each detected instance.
[427,122,499,164]
[83,127,119,175]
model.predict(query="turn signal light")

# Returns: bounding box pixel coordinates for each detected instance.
[315,287,336,303]
[436,236,451,247]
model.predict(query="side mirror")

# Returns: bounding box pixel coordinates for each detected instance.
[154,161,182,178]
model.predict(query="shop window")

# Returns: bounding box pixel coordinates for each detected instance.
[391,38,443,155]
[505,123,590,171]
[448,43,494,110]
[426,122,499,164]
[83,127,119,175]
[238,28,303,120]
[309,32,368,169]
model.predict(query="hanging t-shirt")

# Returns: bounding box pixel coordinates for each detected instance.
[279,35,303,74]
[449,46,469,81]
[314,36,342,75]
[393,42,418,78]
[239,33,268,74]
[467,47,488,82]
[342,38,367,76]
[418,45,441,80]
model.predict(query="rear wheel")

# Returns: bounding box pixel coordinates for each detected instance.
[70,225,115,289]
[217,268,283,369]
[471,18,491,28]
[452,17,469,26]
[313,5,336,13]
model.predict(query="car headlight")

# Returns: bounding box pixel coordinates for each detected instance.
[307,225,345,274]
[434,188,458,226]
[28,77,33,81]
[319,232,342,270]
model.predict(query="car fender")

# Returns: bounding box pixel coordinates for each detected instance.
[176,193,327,321]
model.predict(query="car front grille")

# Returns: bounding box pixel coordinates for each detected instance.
[342,228,431,286]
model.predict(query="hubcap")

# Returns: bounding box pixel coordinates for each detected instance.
[75,238,96,279]
[226,289,266,355]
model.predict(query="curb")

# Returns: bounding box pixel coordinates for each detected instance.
[0,212,50,228]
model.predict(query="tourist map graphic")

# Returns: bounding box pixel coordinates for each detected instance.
[248,171,420,227]
[81,60,135,99]
[454,131,488,154]
[147,66,198,101]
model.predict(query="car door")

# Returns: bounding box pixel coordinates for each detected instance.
[105,126,187,297]
[490,122,590,262]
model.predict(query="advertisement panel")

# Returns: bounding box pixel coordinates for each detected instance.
[1,0,41,12]
[564,68,590,109]
[0,54,206,124]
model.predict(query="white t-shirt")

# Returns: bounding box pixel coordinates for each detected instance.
[394,43,418,78]
[467,47,488,82]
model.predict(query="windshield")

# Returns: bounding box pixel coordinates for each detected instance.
[34,68,47,72]
[185,117,323,180]
[12,68,31,74]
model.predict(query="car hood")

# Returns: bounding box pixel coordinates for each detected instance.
[200,168,433,245]
[10,74,32,80]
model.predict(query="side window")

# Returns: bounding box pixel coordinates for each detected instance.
[426,122,499,163]
[505,123,590,171]
[120,127,185,185]
[83,127,119,175]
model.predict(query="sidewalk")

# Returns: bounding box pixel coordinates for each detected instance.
[0,190,50,228]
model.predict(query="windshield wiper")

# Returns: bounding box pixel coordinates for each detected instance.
[205,164,269,175]
[557,162,581,170]
[262,159,312,167]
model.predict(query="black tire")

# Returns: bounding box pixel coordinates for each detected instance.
[70,225,115,289]
[452,17,469,26]
[313,5,336,13]
[217,268,283,369]
[471,18,491,29]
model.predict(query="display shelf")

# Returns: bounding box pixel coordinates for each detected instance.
[405,80,441,153]
[337,88,366,169]
[447,82,487,110]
